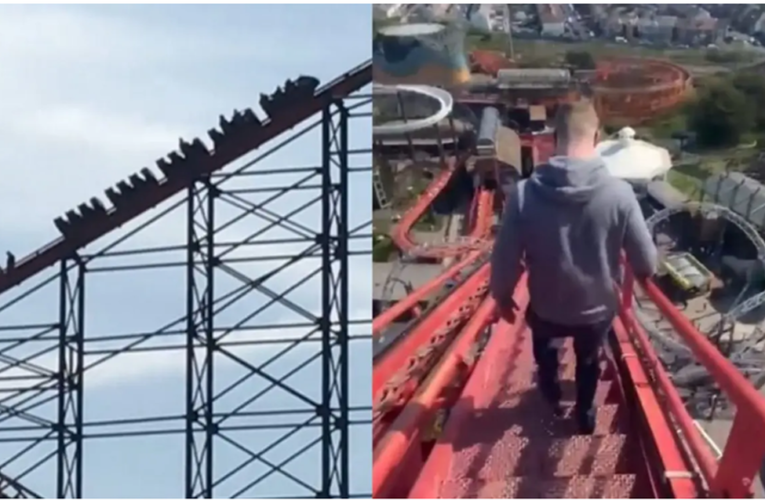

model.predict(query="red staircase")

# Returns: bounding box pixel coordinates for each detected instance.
[411,326,649,498]
[376,267,765,499]
[373,125,765,499]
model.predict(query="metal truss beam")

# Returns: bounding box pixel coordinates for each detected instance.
[57,258,85,499]
[0,89,372,499]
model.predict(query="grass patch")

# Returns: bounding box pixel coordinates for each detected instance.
[667,162,709,197]
[373,232,396,262]
[413,211,445,232]
[466,33,514,54]
[372,214,392,235]
[640,112,688,140]
[511,39,711,66]
[666,145,760,197]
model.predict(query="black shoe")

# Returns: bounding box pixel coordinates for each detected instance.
[576,408,596,435]
[551,403,564,419]
[539,391,564,418]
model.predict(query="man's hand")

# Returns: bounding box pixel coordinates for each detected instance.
[492,298,519,324]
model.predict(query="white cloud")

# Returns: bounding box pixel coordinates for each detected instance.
[0,5,344,71]
[14,106,183,157]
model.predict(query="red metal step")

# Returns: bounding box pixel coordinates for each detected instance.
[430,327,650,499]
[440,474,639,498]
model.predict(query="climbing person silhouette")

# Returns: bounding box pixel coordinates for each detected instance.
[490,100,658,434]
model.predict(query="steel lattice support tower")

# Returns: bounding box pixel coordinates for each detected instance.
[0,83,371,499]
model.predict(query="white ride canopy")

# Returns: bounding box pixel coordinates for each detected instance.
[372,84,454,135]
[596,127,673,183]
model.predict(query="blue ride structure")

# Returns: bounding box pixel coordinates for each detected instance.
[373,23,470,87]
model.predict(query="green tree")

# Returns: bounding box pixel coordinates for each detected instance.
[687,80,753,148]
[731,72,765,129]
[705,49,747,65]
[564,50,596,70]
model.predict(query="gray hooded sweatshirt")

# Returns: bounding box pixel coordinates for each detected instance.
[490,155,658,326]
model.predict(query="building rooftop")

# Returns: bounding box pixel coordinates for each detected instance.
[657,15,679,28]
[537,4,565,24]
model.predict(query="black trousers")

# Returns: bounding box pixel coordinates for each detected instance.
[526,307,612,414]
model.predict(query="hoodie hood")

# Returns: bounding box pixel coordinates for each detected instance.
[528,155,611,204]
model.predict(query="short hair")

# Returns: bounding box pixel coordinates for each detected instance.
[553,100,600,142]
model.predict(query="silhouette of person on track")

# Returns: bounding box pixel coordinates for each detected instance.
[490,100,658,434]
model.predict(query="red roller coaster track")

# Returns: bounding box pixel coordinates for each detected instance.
[373,136,765,498]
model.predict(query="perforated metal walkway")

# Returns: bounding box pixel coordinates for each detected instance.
[410,322,653,498]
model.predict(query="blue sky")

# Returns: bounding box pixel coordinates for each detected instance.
[0,4,371,498]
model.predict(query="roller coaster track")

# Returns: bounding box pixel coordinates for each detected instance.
[0,60,371,499]
[373,130,765,498]
[388,159,491,261]
[645,202,765,343]
[0,61,372,296]
[372,143,497,441]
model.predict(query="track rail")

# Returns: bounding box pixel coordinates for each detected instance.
[470,188,494,239]
[374,287,528,498]
[373,144,498,446]
[373,250,483,336]
[0,60,372,296]
[0,60,371,499]
[389,161,456,255]
[374,113,765,498]
[373,264,490,399]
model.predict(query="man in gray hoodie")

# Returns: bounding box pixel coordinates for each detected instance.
[490,100,658,434]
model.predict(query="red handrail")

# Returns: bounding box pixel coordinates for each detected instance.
[619,268,717,486]
[634,270,765,498]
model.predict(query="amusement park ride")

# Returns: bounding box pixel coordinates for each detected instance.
[0,62,372,498]
[372,76,765,498]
